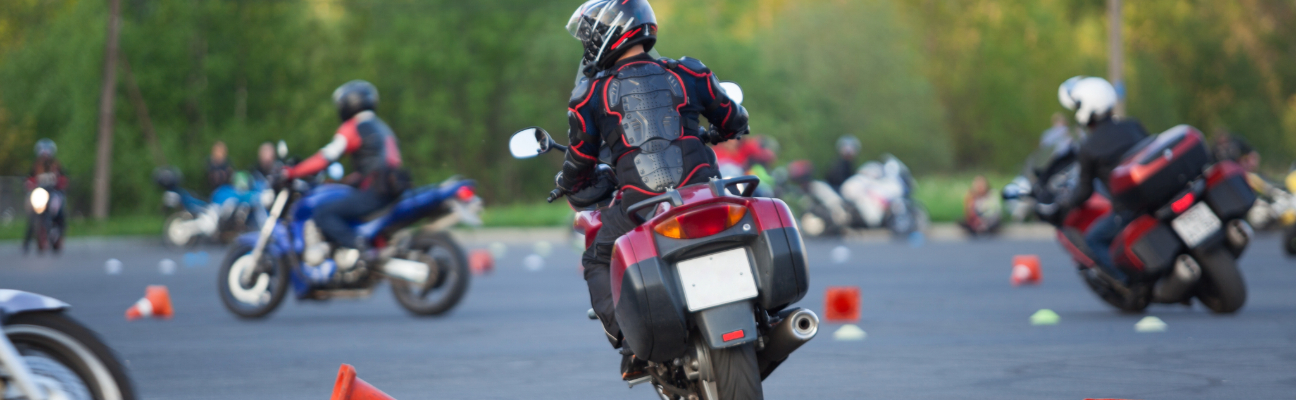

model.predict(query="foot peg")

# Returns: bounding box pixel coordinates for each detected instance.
[625,375,652,388]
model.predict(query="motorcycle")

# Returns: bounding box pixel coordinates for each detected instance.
[23,173,66,254]
[1005,125,1254,313]
[217,158,480,319]
[1,289,136,400]
[508,82,819,400]
[797,155,929,238]
[154,168,268,247]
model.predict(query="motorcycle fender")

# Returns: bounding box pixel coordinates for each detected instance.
[615,256,690,363]
[0,290,68,321]
[695,301,758,349]
[234,226,289,258]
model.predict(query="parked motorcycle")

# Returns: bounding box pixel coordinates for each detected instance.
[23,172,66,254]
[1,289,136,400]
[154,167,267,247]
[1005,125,1254,313]
[796,155,929,238]
[508,82,819,400]
[217,160,480,319]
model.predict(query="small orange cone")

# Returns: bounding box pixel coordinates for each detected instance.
[824,286,861,323]
[331,364,395,400]
[1011,255,1042,286]
[468,249,494,276]
[125,285,173,321]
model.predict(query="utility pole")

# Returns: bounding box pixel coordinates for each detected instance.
[93,0,122,220]
[1108,0,1125,118]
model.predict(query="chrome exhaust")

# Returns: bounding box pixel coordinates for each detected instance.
[757,308,819,377]
[382,258,431,285]
[1153,254,1202,303]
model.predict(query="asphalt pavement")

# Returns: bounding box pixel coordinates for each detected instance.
[2,233,1295,399]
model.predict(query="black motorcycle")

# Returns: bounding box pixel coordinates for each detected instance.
[23,173,65,254]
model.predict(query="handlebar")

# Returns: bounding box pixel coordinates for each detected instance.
[546,188,566,203]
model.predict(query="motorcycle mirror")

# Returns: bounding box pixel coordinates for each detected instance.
[277,140,289,159]
[510,128,544,159]
[719,81,744,106]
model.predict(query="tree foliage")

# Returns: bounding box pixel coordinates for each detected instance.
[0,0,1293,214]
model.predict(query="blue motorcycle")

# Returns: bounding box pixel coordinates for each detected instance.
[217,174,481,319]
[155,168,268,246]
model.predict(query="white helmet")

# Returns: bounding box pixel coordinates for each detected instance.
[1058,76,1116,126]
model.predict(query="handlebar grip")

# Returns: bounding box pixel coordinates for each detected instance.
[546,188,566,203]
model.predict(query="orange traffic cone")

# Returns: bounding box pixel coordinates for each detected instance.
[823,286,861,323]
[1011,255,1042,286]
[468,249,494,276]
[125,285,173,320]
[331,364,395,400]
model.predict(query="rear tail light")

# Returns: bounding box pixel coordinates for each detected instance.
[1171,192,1195,214]
[455,186,476,202]
[653,204,748,239]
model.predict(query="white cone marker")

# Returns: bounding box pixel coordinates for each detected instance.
[1135,316,1167,333]
[831,246,851,264]
[523,254,545,272]
[833,324,867,341]
[106,259,123,275]
[159,259,177,275]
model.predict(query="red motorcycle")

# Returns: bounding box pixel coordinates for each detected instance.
[1005,125,1254,313]
[509,121,818,400]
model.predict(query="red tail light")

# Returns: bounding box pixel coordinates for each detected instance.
[455,186,476,202]
[653,204,748,239]
[1171,192,1195,214]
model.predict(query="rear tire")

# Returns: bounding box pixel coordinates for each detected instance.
[218,242,289,319]
[391,232,470,316]
[709,344,763,400]
[4,312,137,400]
[1195,249,1247,314]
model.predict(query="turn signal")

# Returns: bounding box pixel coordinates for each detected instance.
[654,204,748,239]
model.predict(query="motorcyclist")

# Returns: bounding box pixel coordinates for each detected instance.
[1039,76,1149,282]
[557,0,749,380]
[827,135,860,191]
[279,80,410,263]
[25,139,67,252]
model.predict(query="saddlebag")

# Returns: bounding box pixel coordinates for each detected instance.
[1112,215,1182,279]
[1204,161,1256,222]
[1110,125,1210,213]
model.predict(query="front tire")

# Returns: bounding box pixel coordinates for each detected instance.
[1283,224,1296,257]
[391,232,470,316]
[1195,249,1247,313]
[163,212,198,248]
[218,242,289,319]
[4,312,137,400]
[709,344,763,400]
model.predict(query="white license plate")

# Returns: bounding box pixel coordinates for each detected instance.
[1171,202,1221,248]
[676,248,759,312]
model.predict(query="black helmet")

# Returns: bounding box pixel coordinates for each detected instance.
[567,0,658,73]
[332,80,379,121]
[34,138,56,158]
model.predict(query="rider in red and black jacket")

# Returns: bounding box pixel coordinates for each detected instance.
[558,0,749,380]
[281,80,410,255]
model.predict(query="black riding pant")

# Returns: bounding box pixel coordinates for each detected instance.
[582,203,641,348]
[314,189,390,248]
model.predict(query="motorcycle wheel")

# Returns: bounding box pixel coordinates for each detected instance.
[4,312,137,400]
[391,232,470,316]
[218,242,289,319]
[162,212,198,248]
[35,219,48,253]
[1195,249,1247,314]
[708,343,763,400]
[1283,225,1296,257]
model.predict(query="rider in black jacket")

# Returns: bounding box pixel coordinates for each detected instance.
[1043,76,1148,281]
[557,0,750,380]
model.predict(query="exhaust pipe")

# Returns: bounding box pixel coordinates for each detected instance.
[1153,254,1201,303]
[382,258,431,285]
[757,308,819,378]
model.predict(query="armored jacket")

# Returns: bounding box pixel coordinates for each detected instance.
[562,53,749,208]
[287,111,408,195]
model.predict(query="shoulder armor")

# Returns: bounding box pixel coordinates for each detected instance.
[676,57,711,75]
[569,77,596,108]
[659,57,679,69]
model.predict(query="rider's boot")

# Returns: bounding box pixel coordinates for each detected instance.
[620,347,648,381]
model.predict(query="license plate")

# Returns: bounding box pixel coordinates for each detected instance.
[1171,202,1221,248]
[676,248,759,312]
